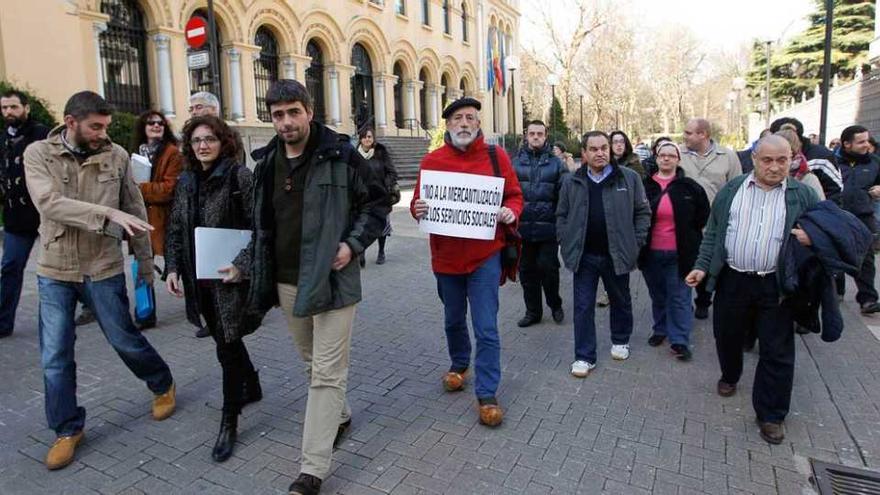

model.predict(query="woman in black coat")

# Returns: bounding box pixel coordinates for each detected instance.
[164,116,264,463]
[639,142,710,361]
[357,127,399,264]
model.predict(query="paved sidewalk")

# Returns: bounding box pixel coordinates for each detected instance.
[1,205,880,494]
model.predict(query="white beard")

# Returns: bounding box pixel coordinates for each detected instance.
[450,131,475,149]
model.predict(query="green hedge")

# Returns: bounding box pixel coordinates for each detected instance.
[108,111,137,152]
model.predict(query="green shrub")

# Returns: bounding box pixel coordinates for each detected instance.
[108,111,137,152]
[0,81,59,128]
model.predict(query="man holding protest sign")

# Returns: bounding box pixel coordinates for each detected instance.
[411,97,523,427]
[557,131,652,378]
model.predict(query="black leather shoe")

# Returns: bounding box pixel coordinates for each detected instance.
[334,419,352,448]
[671,344,692,361]
[288,473,322,495]
[242,370,262,407]
[376,252,386,265]
[756,419,785,444]
[647,335,666,347]
[134,318,156,331]
[717,380,737,397]
[517,313,541,328]
[195,326,210,338]
[694,306,709,320]
[861,301,880,314]
[0,329,12,338]
[211,411,238,462]
[551,307,564,324]
[74,308,96,326]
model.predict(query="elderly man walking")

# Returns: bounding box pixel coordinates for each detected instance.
[411,97,523,427]
[679,118,743,319]
[557,131,652,377]
[686,135,818,445]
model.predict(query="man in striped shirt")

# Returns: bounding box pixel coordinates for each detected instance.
[686,135,819,445]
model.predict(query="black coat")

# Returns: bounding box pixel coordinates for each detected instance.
[0,119,49,234]
[362,142,400,206]
[781,200,872,342]
[512,144,567,242]
[804,140,842,204]
[737,149,754,175]
[837,149,880,229]
[164,158,264,343]
[638,169,710,277]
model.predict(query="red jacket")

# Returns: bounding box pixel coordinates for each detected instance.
[411,134,523,274]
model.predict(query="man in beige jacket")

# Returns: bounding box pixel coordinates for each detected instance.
[679,118,743,319]
[24,91,176,471]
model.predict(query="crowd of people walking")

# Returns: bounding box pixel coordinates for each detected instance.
[1,76,879,494]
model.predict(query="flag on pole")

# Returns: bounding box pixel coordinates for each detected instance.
[486,27,495,92]
[492,31,504,95]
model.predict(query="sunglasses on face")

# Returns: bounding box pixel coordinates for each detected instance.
[146,120,165,127]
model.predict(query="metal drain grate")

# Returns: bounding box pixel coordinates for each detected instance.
[811,459,880,494]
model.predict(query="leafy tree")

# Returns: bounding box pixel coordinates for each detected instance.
[747,0,874,108]
[108,112,137,152]
[0,81,58,128]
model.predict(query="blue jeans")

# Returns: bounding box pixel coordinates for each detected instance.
[0,232,37,333]
[573,253,633,363]
[435,253,502,399]
[38,273,173,436]
[642,250,693,346]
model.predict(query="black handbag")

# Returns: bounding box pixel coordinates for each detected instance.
[487,145,521,272]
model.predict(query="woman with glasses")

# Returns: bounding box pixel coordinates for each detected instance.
[130,110,182,330]
[639,142,710,361]
[164,116,264,463]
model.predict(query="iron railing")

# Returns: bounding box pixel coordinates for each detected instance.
[99,0,149,114]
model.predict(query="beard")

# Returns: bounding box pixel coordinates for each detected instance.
[450,129,476,149]
[3,115,25,128]
[71,126,109,152]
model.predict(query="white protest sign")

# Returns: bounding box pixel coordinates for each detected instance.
[418,170,505,240]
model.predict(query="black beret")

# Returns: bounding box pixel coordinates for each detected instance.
[441,97,481,119]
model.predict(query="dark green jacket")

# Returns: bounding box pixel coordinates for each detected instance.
[246,122,389,317]
[694,174,818,291]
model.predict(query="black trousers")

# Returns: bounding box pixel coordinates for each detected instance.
[518,240,562,317]
[713,268,795,423]
[694,280,713,308]
[833,250,878,304]
[199,290,256,414]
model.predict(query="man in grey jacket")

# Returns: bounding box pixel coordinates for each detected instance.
[557,131,652,377]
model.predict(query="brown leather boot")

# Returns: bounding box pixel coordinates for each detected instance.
[152,382,176,420]
[478,398,503,427]
[757,420,785,444]
[442,369,468,392]
[45,431,84,470]
[716,380,736,397]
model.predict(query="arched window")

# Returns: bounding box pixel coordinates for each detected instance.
[421,0,430,25]
[393,63,404,128]
[461,3,469,42]
[99,0,149,114]
[188,9,223,109]
[254,26,279,122]
[442,1,450,34]
[350,43,374,131]
[395,0,406,15]
[306,40,325,124]
[441,73,451,108]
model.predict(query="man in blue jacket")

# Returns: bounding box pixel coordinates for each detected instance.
[513,120,568,327]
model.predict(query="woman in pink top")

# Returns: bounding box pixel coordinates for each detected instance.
[639,143,710,361]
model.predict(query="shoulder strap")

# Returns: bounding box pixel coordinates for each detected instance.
[488,144,501,177]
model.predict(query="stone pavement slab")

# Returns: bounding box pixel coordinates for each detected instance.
[1,204,880,494]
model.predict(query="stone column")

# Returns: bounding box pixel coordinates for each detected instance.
[227,48,245,121]
[477,0,486,91]
[374,75,388,129]
[92,22,108,97]
[405,80,418,129]
[427,84,439,128]
[153,34,175,117]
[328,67,341,125]
[282,55,297,80]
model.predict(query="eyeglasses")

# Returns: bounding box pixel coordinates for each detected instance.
[191,136,219,146]
[146,120,165,127]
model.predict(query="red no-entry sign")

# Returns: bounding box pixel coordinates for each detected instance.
[185,16,209,50]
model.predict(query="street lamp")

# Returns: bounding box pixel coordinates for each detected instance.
[547,73,559,136]
[505,55,519,134]
[726,91,737,132]
[731,77,746,141]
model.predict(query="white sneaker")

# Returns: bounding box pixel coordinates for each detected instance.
[570,360,596,377]
[611,344,630,360]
